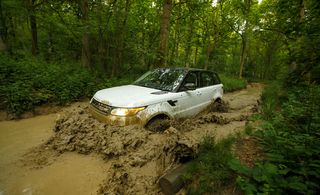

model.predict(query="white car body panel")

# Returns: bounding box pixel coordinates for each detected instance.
[93,85,180,108]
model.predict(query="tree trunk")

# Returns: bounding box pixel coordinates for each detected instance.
[158,0,172,67]
[0,36,5,52]
[112,0,130,77]
[299,0,305,23]
[0,0,7,52]
[27,0,38,56]
[184,18,194,68]
[139,15,146,68]
[97,0,107,72]
[264,41,275,79]
[46,25,53,61]
[79,0,90,68]
[194,44,198,66]
[6,16,16,54]
[170,1,181,64]
[203,12,213,70]
[204,37,214,70]
[239,36,246,79]
[239,0,251,79]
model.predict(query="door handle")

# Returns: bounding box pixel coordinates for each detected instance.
[168,100,178,106]
[196,91,202,96]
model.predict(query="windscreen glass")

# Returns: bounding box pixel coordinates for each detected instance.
[133,69,186,91]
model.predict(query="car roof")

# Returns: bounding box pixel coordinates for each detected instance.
[155,67,216,73]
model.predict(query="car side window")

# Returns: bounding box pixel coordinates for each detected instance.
[212,73,221,85]
[179,72,197,91]
[200,72,214,87]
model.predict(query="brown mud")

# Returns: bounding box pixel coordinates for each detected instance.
[0,98,89,121]
[0,111,108,195]
[0,83,263,195]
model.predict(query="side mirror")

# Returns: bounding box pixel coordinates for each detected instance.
[184,83,196,91]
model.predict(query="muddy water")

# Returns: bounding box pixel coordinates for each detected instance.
[0,114,108,195]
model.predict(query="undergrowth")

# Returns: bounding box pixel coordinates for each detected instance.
[186,83,320,194]
[231,83,320,194]
[184,136,237,194]
[220,74,247,92]
[0,55,133,116]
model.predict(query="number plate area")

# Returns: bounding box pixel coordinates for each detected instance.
[91,98,112,114]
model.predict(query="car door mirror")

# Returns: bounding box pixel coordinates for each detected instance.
[184,83,196,91]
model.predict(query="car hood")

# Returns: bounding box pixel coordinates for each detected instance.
[92,85,176,108]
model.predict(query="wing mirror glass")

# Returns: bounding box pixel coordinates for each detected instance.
[184,83,196,91]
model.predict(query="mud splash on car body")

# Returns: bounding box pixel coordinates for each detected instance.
[88,101,175,126]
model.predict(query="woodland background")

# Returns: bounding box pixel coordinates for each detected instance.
[0,0,320,193]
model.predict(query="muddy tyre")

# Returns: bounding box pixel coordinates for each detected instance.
[146,117,170,132]
[211,99,228,113]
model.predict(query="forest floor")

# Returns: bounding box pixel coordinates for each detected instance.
[0,83,263,195]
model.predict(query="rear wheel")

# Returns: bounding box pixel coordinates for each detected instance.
[211,98,225,112]
[146,117,171,132]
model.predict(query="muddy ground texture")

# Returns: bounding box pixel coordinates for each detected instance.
[23,83,263,194]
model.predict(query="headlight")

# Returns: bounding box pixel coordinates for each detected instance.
[111,107,145,116]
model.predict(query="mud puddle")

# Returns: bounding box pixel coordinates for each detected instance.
[0,110,110,195]
[0,83,263,195]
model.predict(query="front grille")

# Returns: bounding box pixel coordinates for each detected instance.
[91,98,112,114]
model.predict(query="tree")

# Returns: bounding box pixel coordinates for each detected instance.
[79,0,90,68]
[220,0,255,79]
[0,0,7,52]
[158,0,172,67]
[26,0,38,56]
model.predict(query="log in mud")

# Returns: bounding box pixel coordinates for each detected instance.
[0,83,263,195]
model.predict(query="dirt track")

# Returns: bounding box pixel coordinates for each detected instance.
[0,83,263,195]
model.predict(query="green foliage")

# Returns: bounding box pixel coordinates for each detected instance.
[277,0,320,85]
[0,54,133,115]
[185,136,236,194]
[231,85,320,194]
[220,74,247,92]
[1,0,289,80]
[244,124,254,135]
[260,81,285,120]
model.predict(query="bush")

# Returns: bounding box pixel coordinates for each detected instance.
[232,85,320,194]
[260,81,285,120]
[220,74,247,92]
[184,136,236,194]
[0,54,133,115]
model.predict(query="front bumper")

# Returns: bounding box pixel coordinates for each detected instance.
[88,104,142,126]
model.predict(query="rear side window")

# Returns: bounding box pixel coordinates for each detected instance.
[212,73,221,84]
[200,72,214,87]
[200,72,221,87]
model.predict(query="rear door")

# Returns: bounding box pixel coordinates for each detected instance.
[197,71,223,107]
[173,71,204,118]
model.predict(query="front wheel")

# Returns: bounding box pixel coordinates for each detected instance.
[146,117,171,132]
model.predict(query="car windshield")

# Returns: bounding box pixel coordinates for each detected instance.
[133,69,186,92]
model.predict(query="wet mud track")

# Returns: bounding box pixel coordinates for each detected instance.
[0,83,263,195]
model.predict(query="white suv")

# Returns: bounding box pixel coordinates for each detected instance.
[89,68,223,130]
